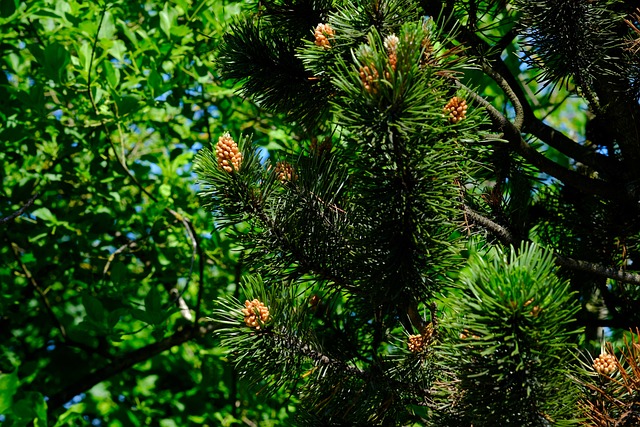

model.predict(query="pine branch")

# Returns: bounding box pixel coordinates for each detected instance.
[456,79,625,200]
[463,205,640,285]
[430,1,620,177]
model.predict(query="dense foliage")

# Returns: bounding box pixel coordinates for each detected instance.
[0,0,294,425]
[2,0,640,426]
[197,0,640,425]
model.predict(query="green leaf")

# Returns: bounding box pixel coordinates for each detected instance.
[108,39,127,62]
[159,183,172,199]
[148,70,163,98]
[144,286,163,322]
[159,5,175,38]
[83,293,106,325]
[0,371,19,413]
[104,60,120,89]
[115,94,142,117]
[97,10,115,39]
[12,392,47,426]
[43,42,70,83]
[32,207,57,224]
[131,308,152,324]
[0,0,17,18]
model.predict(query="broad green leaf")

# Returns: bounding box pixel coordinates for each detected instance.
[159,5,175,38]
[115,94,142,117]
[144,286,163,322]
[44,42,71,82]
[0,371,19,413]
[0,0,17,18]
[32,207,57,223]
[103,60,120,89]
[82,293,106,325]
[97,10,115,39]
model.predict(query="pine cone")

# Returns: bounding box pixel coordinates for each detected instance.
[314,23,334,49]
[216,132,242,173]
[444,96,468,124]
[241,299,270,330]
[593,353,617,375]
[384,34,399,71]
[275,161,297,182]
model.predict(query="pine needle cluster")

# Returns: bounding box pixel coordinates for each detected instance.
[194,0,638,424]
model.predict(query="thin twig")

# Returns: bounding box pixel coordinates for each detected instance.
[0,192,39,225]
[85,6,204,323]
[10,241,67,339]
[102,239,139,276]
[463,205,640,285]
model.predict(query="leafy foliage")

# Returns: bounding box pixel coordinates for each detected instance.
[4,0,640,425]
[0,0,293,425]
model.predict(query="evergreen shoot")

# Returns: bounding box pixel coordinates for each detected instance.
[195,0,640,424]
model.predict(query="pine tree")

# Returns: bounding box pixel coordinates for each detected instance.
[195,0,640,425]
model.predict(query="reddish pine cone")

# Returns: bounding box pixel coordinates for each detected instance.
[216,132,242,173]
[444,96,468,123]
[275,161,297,182]
[241,299,270,330]
[314,23,334,49]
[384,34,399,71]
[593,353,617,375]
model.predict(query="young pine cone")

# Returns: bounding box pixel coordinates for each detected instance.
[408,324,434,353]
[314,23,334,49]
[593,353,617,375]
[216,132,242,173]
[384,34,399,71]
[444,96,468,124]
[241,299,270,330]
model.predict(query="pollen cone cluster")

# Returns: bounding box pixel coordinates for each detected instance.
[593,353,617,375]
[275,161,297,182]
[408,323,434,353]
[359,64,379,93]
[314,23,334,49]
[444,96,468,124]
[216,132,242,173]
[242,299,270,330]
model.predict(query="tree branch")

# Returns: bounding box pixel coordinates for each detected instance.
[0,192,39,225]
[456,81,625,200]
[429,1,621,177]
[47,323,216,413]
[463,205,640,285]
